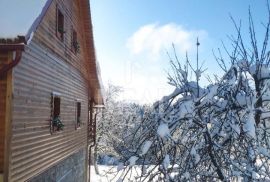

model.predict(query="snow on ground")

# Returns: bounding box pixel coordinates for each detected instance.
[90,165,114,182]
[90,165,143,182]
[90,165,159,182]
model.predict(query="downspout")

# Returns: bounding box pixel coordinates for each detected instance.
[90,111,97,148]
[88,113,95,181]
[88,99,93,182]
[88,100,102,182]
[0,46,24,77]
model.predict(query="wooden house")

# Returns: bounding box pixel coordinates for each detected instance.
[0,0,104,181]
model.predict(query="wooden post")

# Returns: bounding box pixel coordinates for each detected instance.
[3,51,13,182]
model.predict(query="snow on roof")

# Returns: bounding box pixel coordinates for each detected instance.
[0,0,51,42]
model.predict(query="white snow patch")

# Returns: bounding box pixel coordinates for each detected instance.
[207,123,212,130]
[191,147,196,155]
[163,154,170,170]
[259,147,269,156]
[252,171,257,179]
[161,88,181,103]
[236,93,247,106]
[183,172,190,179]
[117,162,125,172]
[195,69,203,79]
[91,165,161,182]
[128,156,138,166]
[205,85,218,102]
[228,75,237,85]
[190,147,200,164]
[179,100,194,118]
[27,32,34,44]
[194,155,200,164]
[157,123,170,138]
[141,140,152,155]
[243,110,256,139]
[250,64,270,79]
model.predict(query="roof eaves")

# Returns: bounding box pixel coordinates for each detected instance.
[81,0,105,105]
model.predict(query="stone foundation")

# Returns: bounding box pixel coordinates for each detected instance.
[29,149,87,182]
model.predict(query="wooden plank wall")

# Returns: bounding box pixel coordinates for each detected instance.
[0,51,8,173]
[34,0,90,80]
[9,0,93,181]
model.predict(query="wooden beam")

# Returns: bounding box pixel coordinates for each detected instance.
[0,44,24,52]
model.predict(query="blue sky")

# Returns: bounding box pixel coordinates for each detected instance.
[0,0,47,37]
[1,1,268,104]
[90,0,267,103]
[91,0,268,104]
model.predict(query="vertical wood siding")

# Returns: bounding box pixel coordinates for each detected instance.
[0,52,9,173]
[9,0,94,180]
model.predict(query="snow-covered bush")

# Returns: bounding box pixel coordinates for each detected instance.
[115,7,270,182]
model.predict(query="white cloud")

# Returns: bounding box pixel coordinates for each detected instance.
[120,75,172,104]
[102,61,173,104]
[127,23,208,59]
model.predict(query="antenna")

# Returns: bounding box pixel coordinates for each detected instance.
[196,37,200,98]
[196,37,200,72]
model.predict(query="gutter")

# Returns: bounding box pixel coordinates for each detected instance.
[0,44,24,77]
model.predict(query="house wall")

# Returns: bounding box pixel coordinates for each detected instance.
[8,0,94,181]
[34,0,90,79]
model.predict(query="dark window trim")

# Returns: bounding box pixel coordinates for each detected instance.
[75,100,81,129]
[71,27,79,54]
[56,5,65,41]
[50,92,64,133]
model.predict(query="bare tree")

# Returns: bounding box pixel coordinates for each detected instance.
[94,84,123,174]
[94,84,148,175]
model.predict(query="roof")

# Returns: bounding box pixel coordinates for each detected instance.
[0,0,104,105]
[80,0,105,105]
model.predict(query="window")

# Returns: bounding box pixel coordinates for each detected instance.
[76,102,81,128]
[71,29,80,54]
[56,8,64,41]
[53,97,61,117]
[51,93,64,132]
